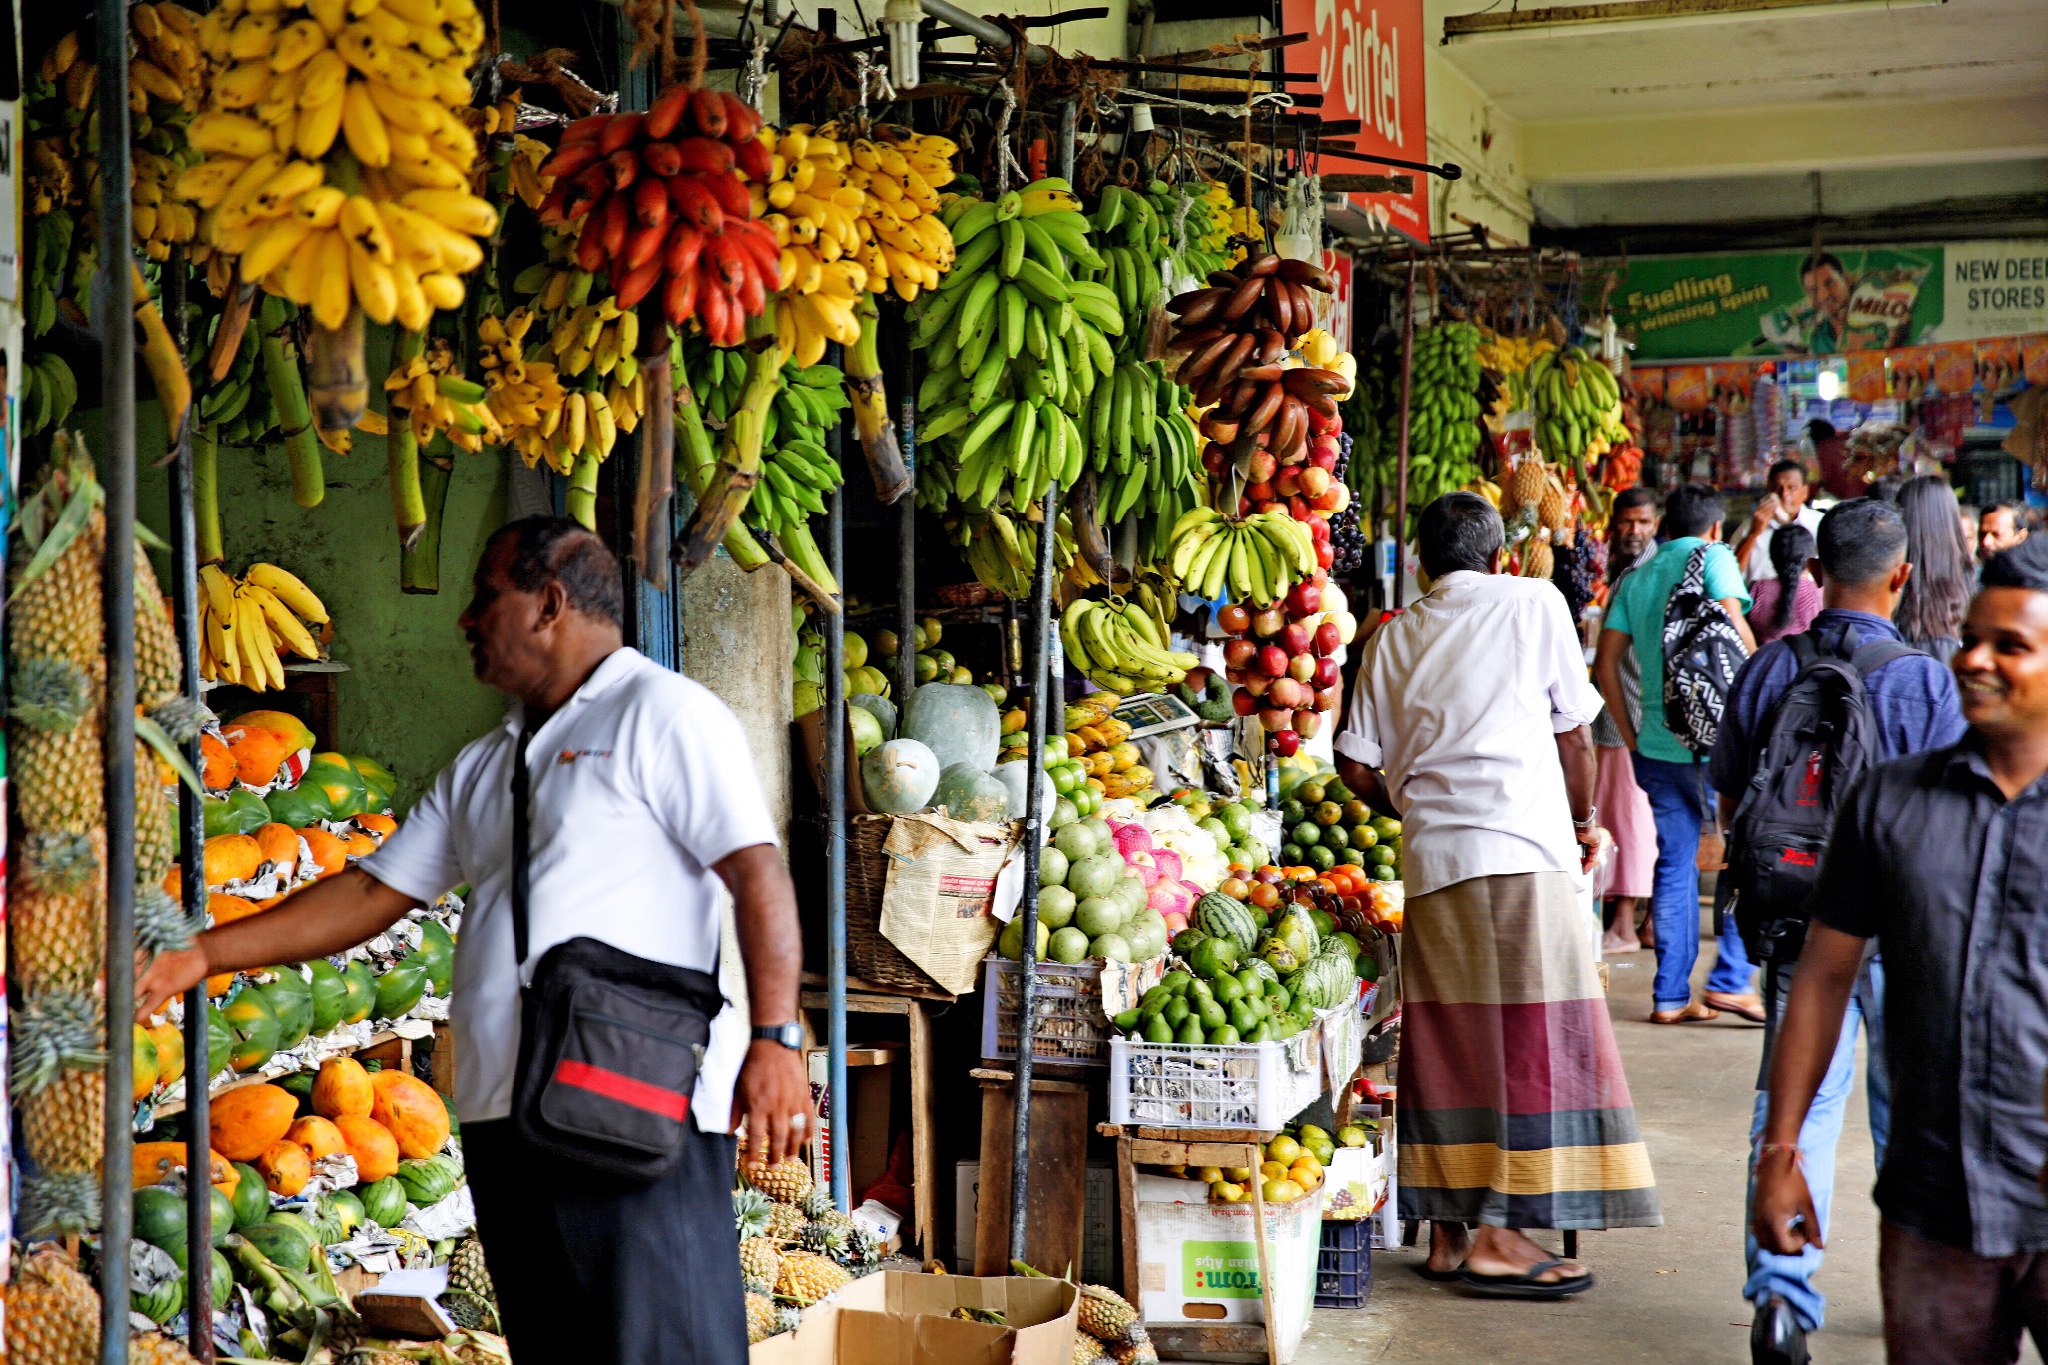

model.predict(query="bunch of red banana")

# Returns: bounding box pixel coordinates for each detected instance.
[536,85,777,344]
[1166,253,1340,463]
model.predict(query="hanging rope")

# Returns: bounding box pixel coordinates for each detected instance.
[992,80,1028,194]
[740,33,769,112]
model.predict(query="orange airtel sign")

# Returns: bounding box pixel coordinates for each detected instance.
[1282,0,1429,242]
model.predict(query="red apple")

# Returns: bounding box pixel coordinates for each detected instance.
[1288,652,1316,683]
[1231,687,1258,717]
[1310,434,1340,460]
[1286,581,1323,617]
[1299,466,1332,499]
[1218,603,1251,636]
[1251,605,1286,637]
[1221,637,1255,669]
[1266,677,1299,709]
[1244,673,1272,698]
[1259,706,1293,734]
[1245,479,1274,503]
[1237,495,1254,517]
[1203,446,1227,475]
[1314,621,1342,657]
[1225,665,1247,685]
[1246,449,1277,483]
[1288,495,1313,522]
[1307,515,1331,543]
[1315,541,1335,570]
[1277,622,1310,655]
[1275,467,1303,499]
[1307,407,1339,436]
[1313,656,1341,689]
[1255,499,1285,516]
[1294,709,1323,739]
[1316,684,1343,712]
[1257,644,1289,678]
[1269,729,1301,758]
[1308,445,1338,474]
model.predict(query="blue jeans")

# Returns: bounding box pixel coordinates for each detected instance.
[1631,751,1755,1011]
[1744,957,1890,1331]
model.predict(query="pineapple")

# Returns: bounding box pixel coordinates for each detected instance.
[1538,474,1570,531]
[741,1236,784,1295]
[4,1248,101,1365]
[1074,1338,1113,1365]
[135,744,179,886]
[744,1155,814,1204]
[842,1223,883,1268]
[136,884,202,958]
[133,547,183,710]
[1077,1286,1141,1346]
[799,1187,836,1220]
[734,1184,776,1240]
[776,1302,803,1336]
[441,1291,500,1332]
[131,1332,203,1365]
[12,830,105,995]
[12,709,107,834]
[449,1235,499,1311]
[1109,1334,1159,1365]
[766,1202,808,1242]
[13,989,108,1177]
[1521,538,1555,580]
[9,438,107,681]
[24,1067,106,1179]
[746,1291,780,1344]
[1509,457,1547,512]
[799,1212,850,1258]
[776,1250,852,1306]
[9,656,93,732]
[18,1170,101,1241]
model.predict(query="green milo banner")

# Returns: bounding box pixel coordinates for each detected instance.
[1615,241,2048,361]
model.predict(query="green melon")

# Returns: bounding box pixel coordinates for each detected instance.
[901,683,1001,772]
[339,960,377,1024]
[230,1162,270,1228]
[134,1186,187,1253]
[359,1176,407,1227]
[932,762,1011,823]
[374,957,428,1021]
[414,921,455,998]
[242,1222,316,1274]
[860,738,941,814]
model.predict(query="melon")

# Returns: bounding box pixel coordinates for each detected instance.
[849,693,897,740]
[991,760,1055,821]
[847,704,885,759]
[1066,855,1123,900]
[901,684,1000,772]
[933,763,1011,823]
[861,739,941,814]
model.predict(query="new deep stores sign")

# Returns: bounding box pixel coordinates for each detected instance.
[1282,0,1428,243]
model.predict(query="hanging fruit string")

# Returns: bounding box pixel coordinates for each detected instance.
[256,296,325,508]
[387,329,429,550]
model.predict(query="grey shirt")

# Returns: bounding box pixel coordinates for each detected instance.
[1814,737,2048,1256]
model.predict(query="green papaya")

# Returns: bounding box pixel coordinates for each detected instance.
[323,1189,365,1238]
[306,958,349,1034]
[204,789,273,837]
[263,781,333,829]
[339,960,377,1025]
[303,753,369,819]
[413,921,454,998]
[258,970,314,1050]
[221,986,281,1072]
[206,1004,234,1077]
[374,957,428,1021]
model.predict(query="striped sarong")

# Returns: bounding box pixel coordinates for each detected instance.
[1397,871,1662,1230]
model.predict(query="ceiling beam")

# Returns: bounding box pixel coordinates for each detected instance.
[1442,0,1943,41]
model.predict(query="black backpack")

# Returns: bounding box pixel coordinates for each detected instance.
[1726,630,1921,963]
[1661,545,1749,755]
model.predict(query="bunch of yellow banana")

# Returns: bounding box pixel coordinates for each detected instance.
[384,335,503,452]
[450,85,524,196]
[475,309,569,466]
[179,0,496,330]
[1475,327,1554,376]
[1225,202,1265,264]
[759,126,873,366]
[550,293,641,381]
[1060,596,1198,696]
[1165,507,1317,607]
[506,132,554,210]
[826,122,959,300]
[196,562,329,690]
[1196,181,1237,261]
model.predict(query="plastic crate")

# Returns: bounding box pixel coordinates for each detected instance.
[1108,1028,1326,1131]
[1315,1218,1372,1308]
[981,956,1165,1067]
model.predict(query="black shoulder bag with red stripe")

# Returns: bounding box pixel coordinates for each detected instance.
[508,727,725,1180]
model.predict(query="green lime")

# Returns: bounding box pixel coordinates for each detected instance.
[1281,843,1303,866]
[1341,848,1366,868]
[1292,821,1321,848]
[1371,864,1396,881]
[1296,781,1326,806]
[1371,844,1397,867]
[1280,799,1306,827]
[1321,824,1348,851]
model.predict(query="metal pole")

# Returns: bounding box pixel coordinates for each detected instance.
[98,0,137,1345]
[1392,260,1417,610]
[165,252,216,1365]
[824,342,851,1212]
[897,354,917,702]
[920,0,1054,61]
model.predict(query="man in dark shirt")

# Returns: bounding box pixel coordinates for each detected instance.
[1755,535,2048,1365]
[1711,498,1967,1364]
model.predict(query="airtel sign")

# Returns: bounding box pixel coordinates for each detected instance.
[1281,0,1428,242]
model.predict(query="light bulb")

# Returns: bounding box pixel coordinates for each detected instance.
[1815,369,1840,401]
[884,0,922,91]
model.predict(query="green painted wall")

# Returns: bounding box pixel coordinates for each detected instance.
[99,394,509,813]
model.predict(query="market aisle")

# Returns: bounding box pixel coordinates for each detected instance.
[1294,936,1891,1365]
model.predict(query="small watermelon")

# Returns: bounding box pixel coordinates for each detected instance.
[229,1162,270,1228]
[359,1176,407,1227]
[373,957,428,1021]
[133,1186,187,1253]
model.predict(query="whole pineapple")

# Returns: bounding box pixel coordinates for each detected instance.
[12,989,108,1200]
[746,1292,780,1344]
[842,1223,883,1269]
[744,1155,814,1204]
[12,830,105,996]
[9,436,107,682]
[133,546,182,710]
[4,1248,101,1365]
[775,1302,803,1336]
[449,1236,499,1313]
[776,1250,852,1306]
[766,1202,808,1242]
[10,660,104,835]
[131,1332,203,1365]
[1074,1338,1114,1365]
[1077,1286,1141,1347]
[799,1211,851,1258]
[740,1236,784,1295]
[734,1184,775,1240]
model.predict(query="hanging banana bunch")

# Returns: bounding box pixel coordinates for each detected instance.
[1059,594,1198,696]
[475,308,571,468]
[385,334,504,453]
[196,562,329,690]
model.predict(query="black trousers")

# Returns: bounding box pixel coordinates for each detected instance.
[464,1118,749,1365]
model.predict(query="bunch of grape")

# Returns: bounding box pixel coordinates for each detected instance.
[1555,530,1600,619]
[1329,434,1366,578]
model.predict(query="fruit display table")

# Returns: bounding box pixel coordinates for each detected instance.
[148,1028,412,1120]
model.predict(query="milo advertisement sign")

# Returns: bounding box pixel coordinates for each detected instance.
[1615,242,2048,360]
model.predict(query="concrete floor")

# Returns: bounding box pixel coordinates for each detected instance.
[1293,933,1896,1365]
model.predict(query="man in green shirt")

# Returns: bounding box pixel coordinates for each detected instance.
[1596,485,1760,1024]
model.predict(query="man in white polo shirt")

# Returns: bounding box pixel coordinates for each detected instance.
[139,516,809,1365]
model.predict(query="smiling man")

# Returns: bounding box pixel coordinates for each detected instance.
[1753,534,2048,1363]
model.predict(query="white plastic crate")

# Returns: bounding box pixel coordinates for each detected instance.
[1108,1026,1326,1131]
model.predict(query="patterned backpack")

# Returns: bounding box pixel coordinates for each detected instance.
[1660,545,1748,755]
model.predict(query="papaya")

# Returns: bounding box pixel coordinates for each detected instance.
[131,1142,238,1197]
[202,789,271,838]
[146,1021,185,1090]
[203,834,264,887]
[258,970,314,1049]
[221,726,295,789]
[264,782,333,829]
[306,959,349,1034]
[304,753,369,819]
[413,921,454,998]
[252,822,302,869]
[334,1115,401,1183]
[351,755,396,811]
[369,1071,451,1158]
[312,1056,375,1119]
[229,1161,270,1228]
[200,732,238,790]
[339,960,377,1024]
[209,1083,299,1161]
[225,708,317,756]
[257,1140,312,1196]
[286,1115,348,1161]
[301,826,347,875]
[373,957,427,1022]
[221,987,281,1072]
[207,893,264,928]
[133,1025,160,1101]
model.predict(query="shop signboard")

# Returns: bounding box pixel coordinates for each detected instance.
[1612,241,2048,361]
[1281,0,1428,243]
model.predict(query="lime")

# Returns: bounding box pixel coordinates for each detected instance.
[1321,824,1348,851]
[1291,821,1321,848]
[1370,816,1403,840]
[1370,844,1397,867]
[1306,845,1335,872]
[1371,865,1395,881]
[1341,848,1366,868]
[1324,779,1354,804]
[1280,799,1306,827]
[1281,843,1303,866]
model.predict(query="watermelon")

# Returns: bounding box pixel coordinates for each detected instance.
[395,1155,460,1205]
[204,789,272,837]
[229,1162,270,1228]
[305,959,349,1034]
[374,957,428,1021]
[414,920,455,997]
[359,1176,407,1227]
[243,1221,316,1273]
[901,684,1001,772]
[861,738,941,814]
[933,763,1011,823]
[168,1245,234,1307]
[205,1004,234,1077]
[1194,893,1258,955]
[339,960,377,1024]
[303,753,370,819]
[132,1255,183,1324]
[134,1186,187,1253]
[264,781,333,829]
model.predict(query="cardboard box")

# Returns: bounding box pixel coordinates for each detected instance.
[752,1273,1079,1365]
[1319,1144,1386,1221]
[1131,1193,1322,1363]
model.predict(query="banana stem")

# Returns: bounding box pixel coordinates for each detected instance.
[206,278,256,384]
[131,261,191,443]
[774,521,843,606]
[845,292,910,503]
[258,297,325,508]
[388,330,427,550]
[307,304,368,434]
[675,345,779,574]
[631,303,675,583]
[677,373,771,572]
[566,450,602,530]
[193,422,223,565]
[400,437,452,594]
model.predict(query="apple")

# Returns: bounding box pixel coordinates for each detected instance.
[1286,581,1323,618]
[1275,622,1308,654]
[1237,495,1254,517]
[1310,433,1340,460]
[1224,665,1247,685]
[1316,684,1343,712]
[1308,406,1339,436]
[1219,603,1252,636]
[1275,467,1303,499]
[1246,449,1277,483]
[1202,416,1240,444]
[1251,605,1286,637]
[1256,499,1285,516]
[1245,480,1274,503]
[1269,729,1301,758]
[1299,466,1332,499]
[1259,706,1293,734]
[1288,652,1316,683]
[1308,445,1339,474]
[1265,677,1297,710]
[1222,638,1257,669]
[1257,644,1289,678]
[1333,610,1359,644]
[1203,446,1227,475]
[1316,541,1335,570]
[1313,657,1341,689]
[1288,495,1313,522]
[1314,621,1342,657]
[1244,673,1272,698]
[1294,709,1323,739]
[1231,687,1258,717]
[1307,515,1331,543]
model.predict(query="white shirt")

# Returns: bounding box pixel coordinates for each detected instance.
[1744,503,1824,583]
[362,647,779,1130]
[1334,572,1603,898]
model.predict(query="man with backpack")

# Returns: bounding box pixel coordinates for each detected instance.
[1710,497,1965,1365]
[1598,484,1761,1024]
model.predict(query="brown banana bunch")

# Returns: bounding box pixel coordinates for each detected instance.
[1165,252,1340,462]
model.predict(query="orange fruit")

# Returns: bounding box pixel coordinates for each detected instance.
[355,812,398,838]
[199,732,238,790]
[222,727,293,787]
[203,834,264,887]
[208,893,263,926]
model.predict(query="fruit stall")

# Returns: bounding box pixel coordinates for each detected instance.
[0,0,1638,1360]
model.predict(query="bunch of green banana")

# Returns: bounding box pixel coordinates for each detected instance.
[1532,343,1629,469]
[1060,595,1198,696]
[1166,507,1317,607]
[24,211,78,341]
[1095,363,1205,550]
[20,353,79,437]
[190,306,283,448]
[1400,321,1485,520]
[954,507,1039,599]
[910,178,1127,522]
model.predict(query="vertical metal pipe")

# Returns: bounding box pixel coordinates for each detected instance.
[824,343,850,1212]
[97,0,137,1352]
[896,355,917,702]
[1392,260,1417,610]
[165,251,216,1364]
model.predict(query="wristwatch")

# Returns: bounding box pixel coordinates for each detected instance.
[751,1022,804,1050]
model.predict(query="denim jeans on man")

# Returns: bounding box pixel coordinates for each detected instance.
[1631,751,1754,1011]
[1744,957,1890,1330]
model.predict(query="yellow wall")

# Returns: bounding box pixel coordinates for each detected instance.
[1423,50,1534,244]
